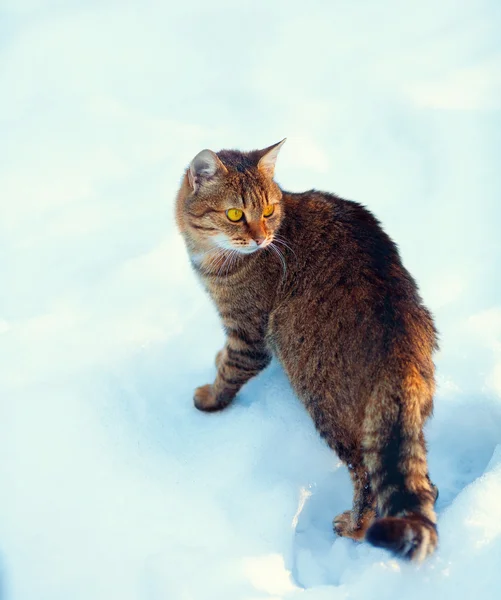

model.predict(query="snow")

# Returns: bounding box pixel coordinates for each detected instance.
[1,0,501,598]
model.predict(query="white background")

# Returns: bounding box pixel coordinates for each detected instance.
[1,1,501,598]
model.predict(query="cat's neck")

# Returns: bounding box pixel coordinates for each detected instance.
[189,246,253,278]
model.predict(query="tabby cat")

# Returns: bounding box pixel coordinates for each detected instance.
[175,140,438,561]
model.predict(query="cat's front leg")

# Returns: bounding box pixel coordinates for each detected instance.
[194,334,271,412]
[215,348,224,370]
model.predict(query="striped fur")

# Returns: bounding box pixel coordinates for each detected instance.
[175,142,439,561]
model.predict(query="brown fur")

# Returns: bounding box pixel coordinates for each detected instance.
[175,141,439,561]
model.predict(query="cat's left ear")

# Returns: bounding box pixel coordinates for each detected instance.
[257,139,286,178]
[188,149,227,191]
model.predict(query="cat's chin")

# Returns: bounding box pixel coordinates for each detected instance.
[216,242,271,255]
[233,247,262,255]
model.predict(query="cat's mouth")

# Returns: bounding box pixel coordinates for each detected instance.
[236,241,272,253]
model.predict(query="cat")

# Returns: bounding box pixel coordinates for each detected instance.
[175,140,439,561]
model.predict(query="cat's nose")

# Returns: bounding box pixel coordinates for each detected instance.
[254,236,266,246]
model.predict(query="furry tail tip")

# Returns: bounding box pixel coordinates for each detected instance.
[365,514,438,562]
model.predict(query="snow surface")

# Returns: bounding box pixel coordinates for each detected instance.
[1,1,501,598]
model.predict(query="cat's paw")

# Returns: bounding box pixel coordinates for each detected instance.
[333,510,357,539]
[333,510,373,542]
[194,384,230,412]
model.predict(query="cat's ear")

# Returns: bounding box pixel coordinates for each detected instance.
[257,139,286,178]
[188,149,227,191]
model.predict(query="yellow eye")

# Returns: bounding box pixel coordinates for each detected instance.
[263,205,275,218]
[226,208,244,222]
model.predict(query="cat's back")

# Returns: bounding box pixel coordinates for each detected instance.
[277,189,417,305]
[280,189,400,271]
[268,189,437,396]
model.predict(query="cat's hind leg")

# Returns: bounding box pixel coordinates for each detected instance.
[333,464,376,541]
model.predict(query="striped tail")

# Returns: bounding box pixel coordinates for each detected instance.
[362,366,438,562]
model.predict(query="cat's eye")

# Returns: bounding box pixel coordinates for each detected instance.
[263,205,275,218]
[226,208,244,222]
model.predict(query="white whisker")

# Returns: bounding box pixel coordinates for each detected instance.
[224,249,238,277]
[268,242,287,277]
[272,235,297,259]
[193,247,229,275]
[217,249,236,277]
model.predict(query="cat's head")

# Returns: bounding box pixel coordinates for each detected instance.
[176,140,286,256]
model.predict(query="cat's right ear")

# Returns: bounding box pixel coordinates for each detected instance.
[188,149,227,191]
[257,139,286,178]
